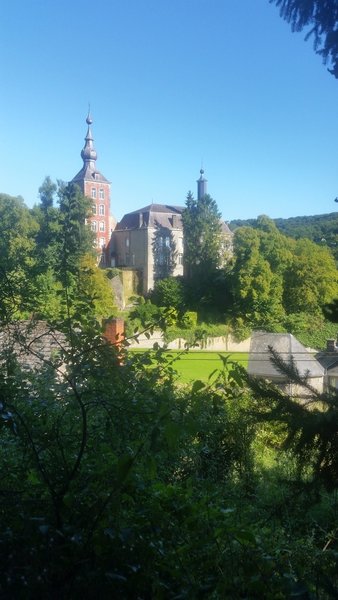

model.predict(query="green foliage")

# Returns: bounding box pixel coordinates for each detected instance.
[182,191,222,280]
[230,220,338,338]
[284,311,338,349]
[0,193,39,319]
[180,310,198,328]
[269,0,338,78]
[230,212,338,263]
[283,238,338,314]
[150,276,186,310]
[129,298,160,326]
[105,267,121,280]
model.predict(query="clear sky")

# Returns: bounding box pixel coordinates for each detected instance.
[1,0,338,222]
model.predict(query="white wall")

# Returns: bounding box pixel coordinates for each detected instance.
[128,330,251,352]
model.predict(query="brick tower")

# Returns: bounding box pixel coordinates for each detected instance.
[71,113,111,264]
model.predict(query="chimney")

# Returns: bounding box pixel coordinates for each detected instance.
[103,318,125,347]
[326,339,336,352]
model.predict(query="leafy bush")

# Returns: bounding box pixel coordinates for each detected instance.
[180,310,197,328]
[150,276,186,310]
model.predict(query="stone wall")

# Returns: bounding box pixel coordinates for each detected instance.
[128,330,251,352]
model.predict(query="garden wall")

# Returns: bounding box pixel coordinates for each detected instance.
[128,330,251,352]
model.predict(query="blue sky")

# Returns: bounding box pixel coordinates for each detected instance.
[1,0,338,222]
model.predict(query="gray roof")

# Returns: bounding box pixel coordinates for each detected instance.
[116,204,184,230]
[0,321,67,372]
[115,204,234,236]
[220,221,233,236]
[316,351,338,376]
[71,165,110,184]
[248,331,324,380]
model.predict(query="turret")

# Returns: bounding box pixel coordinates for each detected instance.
[197,168,207,200]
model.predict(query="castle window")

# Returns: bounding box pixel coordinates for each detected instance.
[91,188,96,199]
[178,253,183,265]
[99,204,105,216]
[125,238,130,248]
[99,189,104,200]
[92,204,97,215]
[91,221,97,232]
[99,221,105,232]
[99,238,105,248]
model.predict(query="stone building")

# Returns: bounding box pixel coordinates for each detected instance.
[109,204,184,294]
[248,331,325,398]
[71,114,113,264]
[71,114,233,292]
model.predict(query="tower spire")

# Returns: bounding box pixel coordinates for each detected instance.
[197,167,208,200]
[81,111,97,169]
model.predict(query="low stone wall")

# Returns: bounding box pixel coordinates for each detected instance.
[128,330,251,352]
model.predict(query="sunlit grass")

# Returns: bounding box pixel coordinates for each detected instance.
[130,350,248,383]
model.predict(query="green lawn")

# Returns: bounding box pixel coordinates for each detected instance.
[130,350,248,383]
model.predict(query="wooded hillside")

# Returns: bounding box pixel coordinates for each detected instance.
[230,212,338,261]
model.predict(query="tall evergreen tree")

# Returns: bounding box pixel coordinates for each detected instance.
[270,0,338,77]
[182,191,222,280]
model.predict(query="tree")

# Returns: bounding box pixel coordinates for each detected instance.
[283,237,338,314]
[182,191,223,281]
[231,227,285,329]
[270,0,338,77]
[34,176,60,270]
[57,182,95,281]
[0,194,39,319]
[150,276,186,311]
[78,254,117,320]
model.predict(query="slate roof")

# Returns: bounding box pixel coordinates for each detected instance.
[71,165,110,185]
[115,203,234,235]
[116,204,184,230]
[248,331,324,380]
[221,221,233,235]
[316,351,338,376]
[0,321,67,373]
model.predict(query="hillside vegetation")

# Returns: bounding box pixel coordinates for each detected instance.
[230,212,338,262]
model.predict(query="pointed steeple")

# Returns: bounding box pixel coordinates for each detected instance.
[81,112,98,169]
[71,112,110,185]
[197,168,208,200]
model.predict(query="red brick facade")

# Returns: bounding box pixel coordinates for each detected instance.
[82,179,111,252]
[71,114,112,265]
[103,318,125,346]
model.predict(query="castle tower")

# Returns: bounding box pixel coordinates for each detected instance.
[197,168,207,200]
[71,113,111,263]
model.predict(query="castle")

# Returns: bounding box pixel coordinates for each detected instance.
[71,114,233,293]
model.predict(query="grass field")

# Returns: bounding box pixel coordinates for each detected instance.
[130,350,248,383]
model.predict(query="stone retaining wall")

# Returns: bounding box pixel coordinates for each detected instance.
[128,330,251,352]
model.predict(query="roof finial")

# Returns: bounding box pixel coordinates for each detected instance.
[86,103,92,125]
[81,108,97,165]
[197,164,207,199]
